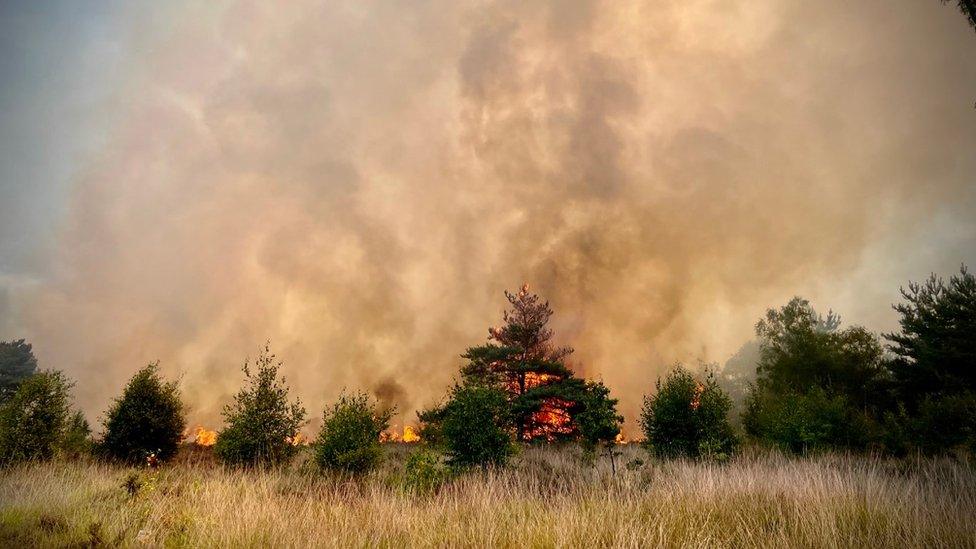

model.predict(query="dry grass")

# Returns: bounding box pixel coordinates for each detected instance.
[1,445,974,548]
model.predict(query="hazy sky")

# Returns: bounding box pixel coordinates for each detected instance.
[1,0,974,431]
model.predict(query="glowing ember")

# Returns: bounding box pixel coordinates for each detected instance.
[690,382,705,410]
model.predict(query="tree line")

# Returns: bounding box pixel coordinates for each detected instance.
[0,265,973,473]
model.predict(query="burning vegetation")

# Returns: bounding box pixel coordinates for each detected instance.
[191,426,217,447]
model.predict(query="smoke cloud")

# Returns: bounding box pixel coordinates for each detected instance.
[5,0,975,430]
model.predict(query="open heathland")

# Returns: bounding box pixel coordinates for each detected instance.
[1,445,974,548]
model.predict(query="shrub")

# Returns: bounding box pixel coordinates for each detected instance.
[401,448,452,494]
[59,410,92,459]
[913,392,976,454]
[441,382,514,468]
[314,392,391,474]
[743,387,870,453]
[0,371,72,465]
[214,345,306,467]
[577,380,623,468]
[640,366,738,459]
[101,362,185,464]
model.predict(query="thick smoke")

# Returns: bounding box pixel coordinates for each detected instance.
[8,0,976,430]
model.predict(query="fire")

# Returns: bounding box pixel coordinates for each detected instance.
[286,432,308,446]
[381,425,421,443]
[525,397,575,441]
[690,382,705,410]
[615,433,628,445]
[402,425,420,443]
[193,426,217,446]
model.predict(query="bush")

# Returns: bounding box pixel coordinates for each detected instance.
[101,362,185,464]
[743,387,870,453]
[640,366,738,459]
[913,392,976,454]
[0,371,73,465]
[441,382,514,468]
[214,345,306,467]
[401,448,452,494]
[59,410,92,459]
[314,392,391,474]
[577,380,623,469]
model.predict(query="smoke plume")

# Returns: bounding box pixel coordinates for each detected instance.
[7,0,976,430]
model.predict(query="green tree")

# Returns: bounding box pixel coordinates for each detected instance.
[577,380,623,470]
[743,298,886,452]
[0,339,39,403]
[640,366,737,460]
[101,362,186,464]
[885,266,976,406]
[754,297,886,409]
[314,392,392,474]
[461,284,585,441]
[214,344,306,467]
[440,382,514,468]
[0,371,72,465]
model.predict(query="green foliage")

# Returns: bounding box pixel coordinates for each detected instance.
[416,404,447,447]
[577,380,622,453]
[907,392,976,455]
[101,362,185,464]
[441,382,514,468]
[744,388,871,454]
[755,297,886,408]
[744,298,889,453]
[0,339,39,403]
[886,266,976,406]
[401,448,452,494]
[214,345,306,467]
[461,284,583,441]
[0,371,73,465]
[640,366,738,460]
[59,410,92,459]
[314,392,391,474]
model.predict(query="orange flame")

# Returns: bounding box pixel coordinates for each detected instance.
[285,432,308,446]
[381,425,421,443]
[690,382,705,410]
[193,426,217,446]
[526,397,574,441]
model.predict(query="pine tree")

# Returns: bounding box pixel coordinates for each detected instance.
[461,284,585,441]
[214,344,306,467]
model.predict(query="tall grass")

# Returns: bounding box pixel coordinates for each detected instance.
[1,445,974,547]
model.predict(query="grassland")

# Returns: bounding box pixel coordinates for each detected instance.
[1,445,974,548]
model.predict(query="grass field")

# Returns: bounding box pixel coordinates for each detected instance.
[1,445,974,548]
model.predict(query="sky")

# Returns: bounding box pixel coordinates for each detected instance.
[1,0,974,431]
